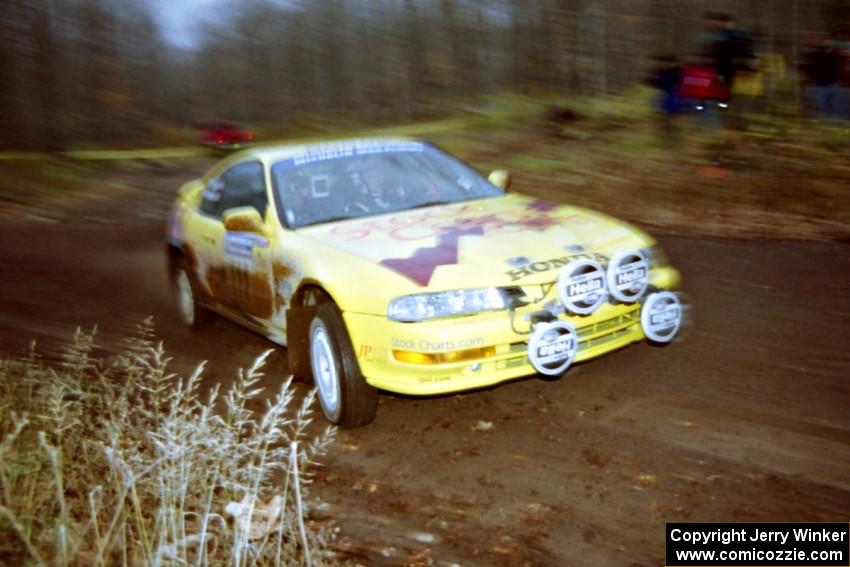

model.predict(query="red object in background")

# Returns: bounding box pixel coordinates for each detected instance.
[698,165,727,177]
[198,121,254,148]
[679,65,729,100]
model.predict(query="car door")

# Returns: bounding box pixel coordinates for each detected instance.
[193,160,275,324]
[183,173,227,304]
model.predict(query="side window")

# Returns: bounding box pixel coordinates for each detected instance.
[200,178,224,216]
[200,161,267,218]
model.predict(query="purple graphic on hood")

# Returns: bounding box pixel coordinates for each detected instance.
[527,199,557,212]
[380,225,484,286]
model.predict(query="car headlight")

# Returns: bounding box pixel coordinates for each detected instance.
[645,243,669,267]
[388,288,508,322]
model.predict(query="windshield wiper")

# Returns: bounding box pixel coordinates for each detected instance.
[406,200,455,211]
[296,200,463,229]
[298,215,356,228]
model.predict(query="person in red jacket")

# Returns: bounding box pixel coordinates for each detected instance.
[679,56,730,125]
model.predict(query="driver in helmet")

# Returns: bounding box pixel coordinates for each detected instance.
[348,159,406,213]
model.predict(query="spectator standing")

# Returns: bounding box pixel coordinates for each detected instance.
[803,34,845,120]
[835,33,850,120]
[647,55,683,144]
[679,55,729,126]
[695,13,756,124]
[716,15,756,90]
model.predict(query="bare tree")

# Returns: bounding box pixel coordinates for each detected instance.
[0,0,843,149]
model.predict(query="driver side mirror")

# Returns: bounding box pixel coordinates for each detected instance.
[222,206,265,233]
[488,170,512,191]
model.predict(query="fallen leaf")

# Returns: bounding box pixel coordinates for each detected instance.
[490,544,517,554]
[633,474,658,487]
[407,531,436,543]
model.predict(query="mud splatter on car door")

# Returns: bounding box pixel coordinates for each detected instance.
[219,231,275,320]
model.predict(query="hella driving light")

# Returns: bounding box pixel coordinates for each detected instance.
[607,249,650,303]
[527,321,578,375]
[556,258,607,315]
[388,288,508,322]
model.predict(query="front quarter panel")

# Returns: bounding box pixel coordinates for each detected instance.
[280,233,414,316]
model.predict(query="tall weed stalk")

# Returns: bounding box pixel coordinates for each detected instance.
[0,320,337,566]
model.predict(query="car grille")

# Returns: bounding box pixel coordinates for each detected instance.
[574,307,641,349]
[495,306,642,370]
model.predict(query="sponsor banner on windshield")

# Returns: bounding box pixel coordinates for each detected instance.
[280,140,427,170]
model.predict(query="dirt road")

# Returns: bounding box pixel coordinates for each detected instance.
[1,163,848,566]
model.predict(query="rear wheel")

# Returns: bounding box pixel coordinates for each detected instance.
[309,303,377,427]
[174,262,207,330]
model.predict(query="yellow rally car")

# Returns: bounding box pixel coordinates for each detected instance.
[166,139,686,427]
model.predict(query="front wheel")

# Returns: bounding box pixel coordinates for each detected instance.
[173,262,207,330]
[309,303,377,427]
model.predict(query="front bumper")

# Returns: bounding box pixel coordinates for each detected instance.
[345,266,681,395]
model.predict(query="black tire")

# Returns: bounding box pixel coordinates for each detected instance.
[309,303,378,428]
[173,261,207,331]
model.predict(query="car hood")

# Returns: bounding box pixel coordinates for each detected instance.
[297,193,652,290]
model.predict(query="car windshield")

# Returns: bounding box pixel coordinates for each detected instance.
[270,142,503,229]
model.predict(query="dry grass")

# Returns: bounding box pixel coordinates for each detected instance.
[431,92,850,241]
[0,319,337,566]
